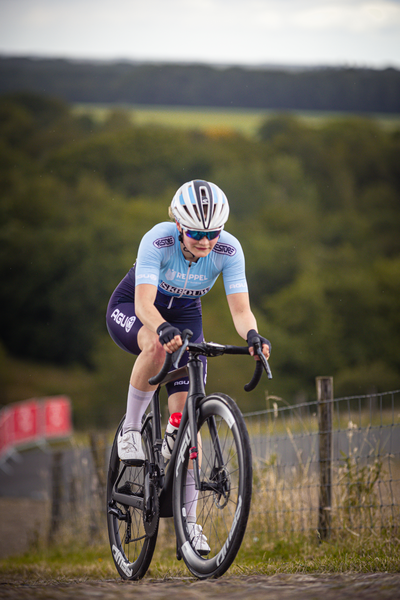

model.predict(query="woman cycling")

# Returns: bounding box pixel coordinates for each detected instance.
[106,179,270,553]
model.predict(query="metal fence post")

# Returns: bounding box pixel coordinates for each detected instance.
[316,376,333,540]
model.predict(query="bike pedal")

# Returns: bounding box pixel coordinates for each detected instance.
[108,504,127,521]
[122,458,146,466]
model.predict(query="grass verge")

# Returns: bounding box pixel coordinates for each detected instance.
[1,535,399,584]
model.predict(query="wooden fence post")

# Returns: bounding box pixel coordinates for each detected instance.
[316,376,333,540]
[89,432,107,540]
[48,451,63,544]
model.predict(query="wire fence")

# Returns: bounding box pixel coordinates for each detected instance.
[243,387,400,542]
[50,387,400,548]
[3,388,398,556]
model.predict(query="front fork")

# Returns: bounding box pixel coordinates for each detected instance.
[186,354,204,491]
[185,354,225,492]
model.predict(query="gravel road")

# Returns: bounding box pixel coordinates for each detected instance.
[1,574,400,600]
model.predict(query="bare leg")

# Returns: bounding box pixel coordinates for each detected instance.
[168,390,188,414]
[123,326,166,434]
[129,326,166,390]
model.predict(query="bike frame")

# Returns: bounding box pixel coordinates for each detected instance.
[110,334,271,522]
[148,351,207,518]
[110,351,208,520]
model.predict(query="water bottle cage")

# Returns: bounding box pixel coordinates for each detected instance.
[164,430,177,454]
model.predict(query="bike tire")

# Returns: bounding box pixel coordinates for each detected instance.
[173,393,252,579]
[107,417,159,580]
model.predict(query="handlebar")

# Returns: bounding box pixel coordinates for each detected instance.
[148,330,272,390]
[244,339,272,391]
[148,329,193,386]
[148,352,173,387]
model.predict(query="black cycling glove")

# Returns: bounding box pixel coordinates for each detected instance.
[157,322,182,346]
[246,329,271,354]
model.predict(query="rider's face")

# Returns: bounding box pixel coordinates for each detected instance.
[177,224,219,258]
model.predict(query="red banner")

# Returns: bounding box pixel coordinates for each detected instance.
[44,396,72,438]
[0,408,13,454]
[0,396,72,459]
[13,400,39,444]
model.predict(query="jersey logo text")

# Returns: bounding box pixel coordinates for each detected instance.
[153,236,175,249]
[137,273,157,281]
[165,268,208,282]
[160,282,210,296]
[229,283,247,289]
[213,242,236,256]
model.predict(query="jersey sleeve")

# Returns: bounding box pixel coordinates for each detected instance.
[135,226,165,287]
[220,236,249,296]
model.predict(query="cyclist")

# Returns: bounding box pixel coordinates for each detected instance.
[106,179,270,552]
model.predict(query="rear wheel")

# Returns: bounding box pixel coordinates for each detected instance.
[173,393,252,579]
[107,417,159,580]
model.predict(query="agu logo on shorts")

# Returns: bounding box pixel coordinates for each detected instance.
[111,309,136,333]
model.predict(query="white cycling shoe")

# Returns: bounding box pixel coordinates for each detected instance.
[117,429,145,462]
[187,522,211,555]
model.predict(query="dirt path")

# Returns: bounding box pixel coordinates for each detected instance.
[1,574,400,600]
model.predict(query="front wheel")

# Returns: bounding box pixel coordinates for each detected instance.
[173,393,252,579]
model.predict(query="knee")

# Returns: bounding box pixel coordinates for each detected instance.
[141,334,165,365]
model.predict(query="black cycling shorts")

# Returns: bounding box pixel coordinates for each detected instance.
[106,268,207,396]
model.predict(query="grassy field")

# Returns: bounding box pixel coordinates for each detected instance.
[72,104,400,138]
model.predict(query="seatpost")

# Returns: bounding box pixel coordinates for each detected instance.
[186,352,205,491]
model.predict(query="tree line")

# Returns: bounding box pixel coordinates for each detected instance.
[1,92,399,427]
[1,57,400,113]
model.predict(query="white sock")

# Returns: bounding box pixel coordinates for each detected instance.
[185,468,199,523]
[123,385,154,433]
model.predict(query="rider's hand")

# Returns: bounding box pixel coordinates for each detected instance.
[246,329,271,361]
[157,322,182,354]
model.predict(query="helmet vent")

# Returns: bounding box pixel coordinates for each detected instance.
[199,186,210,204]
[195,183,212,228]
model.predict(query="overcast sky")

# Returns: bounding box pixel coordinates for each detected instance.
[1,0,400,68]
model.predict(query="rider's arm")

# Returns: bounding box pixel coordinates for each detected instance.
[226,292,270,359]
[135,284,165,333]
[135,284,182,353]
[226,292,257,338]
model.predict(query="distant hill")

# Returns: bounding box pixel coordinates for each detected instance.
[0,56,399,113]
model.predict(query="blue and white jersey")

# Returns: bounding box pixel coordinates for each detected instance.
[135,222,248,299]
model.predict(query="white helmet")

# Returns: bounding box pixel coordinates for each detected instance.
[171,180,229,231]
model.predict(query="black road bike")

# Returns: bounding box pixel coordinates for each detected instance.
[107,330,272,580]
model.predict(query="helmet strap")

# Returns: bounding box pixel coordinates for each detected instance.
[182,244,196,260]
[176,220,183,243]
[177,221,196,259]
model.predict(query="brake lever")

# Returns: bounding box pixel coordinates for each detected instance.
[172,328,193,368]
[244,339,273,391]
[257,346,273,380]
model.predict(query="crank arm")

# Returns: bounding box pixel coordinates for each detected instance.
[111,489,144,510]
